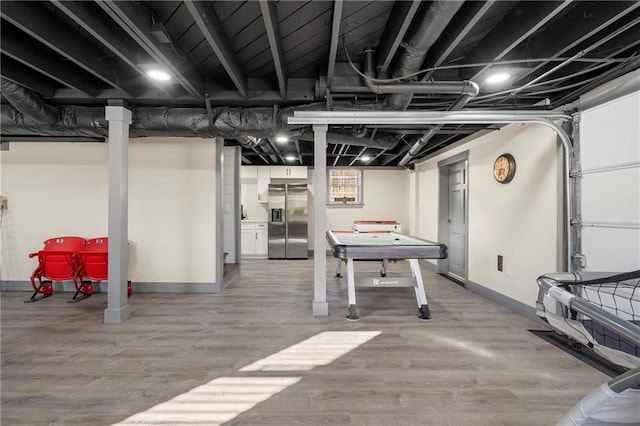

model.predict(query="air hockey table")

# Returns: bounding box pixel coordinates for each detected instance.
[326,230,448,321]
[335,221,403,278]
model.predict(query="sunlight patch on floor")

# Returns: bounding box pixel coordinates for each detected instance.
[429,333,494,358]
[112,377,301,425]
[240,331,382,371]
[113,331,382,424]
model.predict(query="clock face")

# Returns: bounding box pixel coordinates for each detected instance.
[493,154,516,183]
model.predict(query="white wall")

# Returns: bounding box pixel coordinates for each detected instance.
[1,143,109,281]
[306,168,411,247]
[413,124,561,308]
[415,165,439,243]
[324,169,411,233]
[1,137,217,285]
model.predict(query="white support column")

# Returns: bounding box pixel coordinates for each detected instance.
[214,137,224,292]
[104,105,132,324]
[313,124,328,316]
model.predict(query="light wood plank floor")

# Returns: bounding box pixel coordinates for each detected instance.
[2,258,607,425]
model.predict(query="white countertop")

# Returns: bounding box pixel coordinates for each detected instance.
[241,220,268,224]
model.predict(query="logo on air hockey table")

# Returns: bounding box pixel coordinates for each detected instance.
[373,278,399,286]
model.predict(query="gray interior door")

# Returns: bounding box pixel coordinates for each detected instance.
[448,161,467,280]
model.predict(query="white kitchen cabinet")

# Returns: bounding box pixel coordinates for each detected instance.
[255,223,268,255]
[257,167,270,203]
[270,166,307,179]
[241,221,268,258]
[240,165,257,179]
[241,226,255,255]
[250,166,307,204]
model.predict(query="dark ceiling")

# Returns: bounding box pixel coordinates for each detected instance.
[1,1,639,167]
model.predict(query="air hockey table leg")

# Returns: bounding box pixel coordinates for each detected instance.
[380,259,388,277]
[336,258,343,278]
[346,258,359,321]
[409,259,432,321]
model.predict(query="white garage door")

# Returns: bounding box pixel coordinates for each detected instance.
[579,91,640,272]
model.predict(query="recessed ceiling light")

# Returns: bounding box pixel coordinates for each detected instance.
[360,156,371,162]
[485,72,511,84]
[286,155,296,162]
[146,69,171,81]
[275,135,289,143]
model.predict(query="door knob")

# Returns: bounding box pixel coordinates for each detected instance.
[447,219,452,223]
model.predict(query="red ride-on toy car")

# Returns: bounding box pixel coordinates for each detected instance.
[74,237,132,302]
[27,236,86,303]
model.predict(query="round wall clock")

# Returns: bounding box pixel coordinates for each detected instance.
[493,153,516,184]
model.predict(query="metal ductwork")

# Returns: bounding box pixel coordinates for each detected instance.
[0,79,394,149]
[300,130,400,150]
[1,103,284,139]
[387,0,466,110]
[386,0,484,168]
[0,76,311,139]
[1,78,59,126]
[358,1,479,168]
[363,49,477,97]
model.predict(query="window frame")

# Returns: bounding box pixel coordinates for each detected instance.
[326,168,364,206]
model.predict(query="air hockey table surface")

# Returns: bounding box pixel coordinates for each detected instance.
[326,230,448,261]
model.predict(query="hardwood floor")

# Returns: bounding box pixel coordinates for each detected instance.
[1,258,607,425]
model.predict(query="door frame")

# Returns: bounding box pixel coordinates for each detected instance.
[437,151,469,282]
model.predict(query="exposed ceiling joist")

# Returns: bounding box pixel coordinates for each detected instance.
[259,0,287,98]
[184,0,248,98]
[552,56,640,108]
[506,15,640,100]
[421,0,496,81]
[259,141,280,164]
[45,82,315,105]
[0,59,56,97]
[51,0,182,99]
[97,0,204,99]
[369,148,388,165]
[294,139,303,164]
[375,0,422,76]
[417,132,462,158]
[326,0,344,89]
[349,146,368,166]
[2,0,638,168]
[464,1,576,81]
[250,146,269,164]
[1,1,139,96]
[382,145,410,166]
[333,144,349,166]
[0,29,97,97]
[508,1,640,86]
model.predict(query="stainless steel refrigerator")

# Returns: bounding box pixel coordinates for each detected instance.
[268,183,308,259]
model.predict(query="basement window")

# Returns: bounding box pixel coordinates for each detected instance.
[327,168,363,206]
